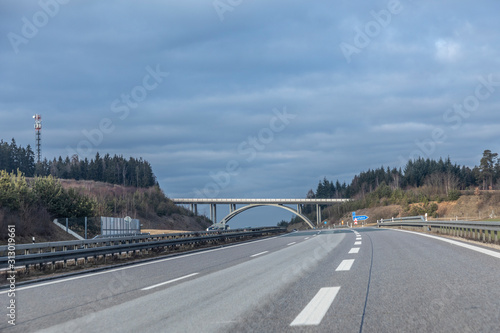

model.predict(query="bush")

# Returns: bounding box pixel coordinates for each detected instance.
[447,189,461,201]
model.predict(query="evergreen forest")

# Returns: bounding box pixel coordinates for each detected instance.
[0,139,156,187]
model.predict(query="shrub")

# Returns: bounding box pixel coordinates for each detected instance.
[447,189,461,201]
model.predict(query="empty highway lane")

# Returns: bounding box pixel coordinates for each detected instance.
[1,228,499,332]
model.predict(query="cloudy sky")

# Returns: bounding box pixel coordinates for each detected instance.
[1,1,500,225]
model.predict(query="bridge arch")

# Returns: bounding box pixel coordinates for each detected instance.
[220,204,315,229]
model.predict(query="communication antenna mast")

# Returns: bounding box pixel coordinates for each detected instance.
[33,114,42,163]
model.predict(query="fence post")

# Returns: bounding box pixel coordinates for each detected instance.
[66,218,68,233]
[85,217,88,240]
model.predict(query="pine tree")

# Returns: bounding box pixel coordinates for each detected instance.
[479,150,498,190]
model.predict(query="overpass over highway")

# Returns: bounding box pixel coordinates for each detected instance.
[170,198,350,229]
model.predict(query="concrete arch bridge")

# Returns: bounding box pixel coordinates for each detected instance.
[170,198,349,229]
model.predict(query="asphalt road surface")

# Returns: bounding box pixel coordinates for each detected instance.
[1,227,500,332]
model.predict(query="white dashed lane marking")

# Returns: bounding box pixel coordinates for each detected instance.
[250,251,269,258]
[290,287,341,326]
[336,259,355,271]
[141,273,199,291]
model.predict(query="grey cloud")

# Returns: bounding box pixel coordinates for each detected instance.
[2,1,500,228]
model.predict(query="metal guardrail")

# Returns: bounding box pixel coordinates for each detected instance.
[0,227,285,269]
[379,215,425,223]
[378,217,500,244]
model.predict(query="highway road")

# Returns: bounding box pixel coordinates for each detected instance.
[1,227,500,332]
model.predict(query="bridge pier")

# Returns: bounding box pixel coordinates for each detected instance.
[316,204,322,226]
[210,204,217,223]
[190,204,198,215]
[229,204,236,213]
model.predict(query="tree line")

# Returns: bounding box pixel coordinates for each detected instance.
[0,139,156,187]
[283,151,499,228]
[313,150,500,200]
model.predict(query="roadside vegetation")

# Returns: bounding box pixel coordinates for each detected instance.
[284,150,500,228]
[0,138,210,243]
[0,170,210,244]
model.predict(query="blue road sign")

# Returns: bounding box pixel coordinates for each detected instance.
[352,212,369,221]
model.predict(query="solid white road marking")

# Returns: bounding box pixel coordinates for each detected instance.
[305,237,310,240]
[394,229,500,260]
[287,242,296,246]
[290,287,341,326]
[250,251,269,258]
[349,247,360,254]
[355,241,362,245]
[141,273,199,291]
[336,259,355,271]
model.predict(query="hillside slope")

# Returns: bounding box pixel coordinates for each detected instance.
[289,193,500,230]
[58,179,211,231]
[339,193,500,224]
[0,177,211,244]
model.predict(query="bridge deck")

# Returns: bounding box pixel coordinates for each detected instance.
[171,198,349,204]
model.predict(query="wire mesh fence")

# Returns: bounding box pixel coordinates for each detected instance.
[56,217,101,239]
